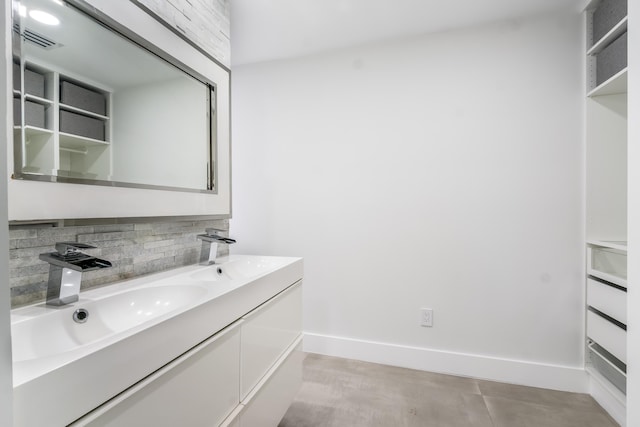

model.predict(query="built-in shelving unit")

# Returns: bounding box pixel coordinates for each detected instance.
[584,0,627,422]
[587,68,627,97]
[586,16,627,55]
[13,59,112,180]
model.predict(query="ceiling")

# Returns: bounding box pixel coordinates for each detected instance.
[230,0,582,67]
[22,0,188,90]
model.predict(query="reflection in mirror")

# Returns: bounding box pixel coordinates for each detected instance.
[13,0,216,192]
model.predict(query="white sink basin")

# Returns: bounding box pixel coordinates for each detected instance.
[12,284,206,362]
[190,256,292,281]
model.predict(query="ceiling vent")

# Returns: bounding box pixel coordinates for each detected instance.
[14,25,62,50]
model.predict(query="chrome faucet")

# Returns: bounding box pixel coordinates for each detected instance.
[39,242,112,306]
[197,228,236,265]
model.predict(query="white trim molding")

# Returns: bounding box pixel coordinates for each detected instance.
[304,332,588,393]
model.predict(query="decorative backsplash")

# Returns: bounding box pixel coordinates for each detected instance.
[9,218,230,308]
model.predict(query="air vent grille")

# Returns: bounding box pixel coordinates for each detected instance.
[14,25,61,50]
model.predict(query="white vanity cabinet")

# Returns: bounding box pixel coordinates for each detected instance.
[235,283,304,427]
[75,322,242,426]
[238,341,304,427]
[71,280,303,427]
[241,283,303,399]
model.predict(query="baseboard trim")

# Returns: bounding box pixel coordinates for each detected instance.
[304,332,588,393]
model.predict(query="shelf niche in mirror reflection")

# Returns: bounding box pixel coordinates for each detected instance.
[12,0,218,192]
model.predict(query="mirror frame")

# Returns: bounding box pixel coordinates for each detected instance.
[6,0,231,221]
[12,0,221,194]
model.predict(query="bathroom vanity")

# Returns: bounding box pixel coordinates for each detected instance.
[7,0,305,425]
[11,255,304,426]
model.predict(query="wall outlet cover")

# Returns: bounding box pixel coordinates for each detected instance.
[420,308,433,327]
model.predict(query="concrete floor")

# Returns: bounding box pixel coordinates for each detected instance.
[279,354,619,427]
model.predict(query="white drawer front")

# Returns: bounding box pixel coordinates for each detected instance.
[241,282,302,399]
[587,246,627,287]
[587,310,626,364]
[587,278,627,324]
[240,341,304,427]
[77,323,241,427]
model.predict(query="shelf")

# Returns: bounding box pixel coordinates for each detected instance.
[587,240,627,252]
[20,166,48,175]
[588,68,627,97]
[588,17,627,55]
[24,94,53,105]
[56,169,99,180]
[59,132,109,150]
[59,103,109,120]
[24,126,53,137]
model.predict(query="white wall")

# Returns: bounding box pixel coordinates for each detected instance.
[112,77,208,189]
[231,12,585,390]
[1,0,13,423]
[626,0,639,424]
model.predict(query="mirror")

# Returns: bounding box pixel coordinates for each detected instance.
[12,0,218,192]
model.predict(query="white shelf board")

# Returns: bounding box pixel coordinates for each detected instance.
[588,68,627,97]
[587,240,627,251]
[56,169,99,180]
[24,94,53,105]
[24,125,53,137]
[59,103,109,120]
[20,166,47,175]
[59,132,109,150]
[587,17,628,56]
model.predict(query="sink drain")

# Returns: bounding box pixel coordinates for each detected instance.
[217,267,223,275]
[73,308,89,324]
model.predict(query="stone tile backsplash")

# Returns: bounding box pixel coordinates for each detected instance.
[9,218,230,308]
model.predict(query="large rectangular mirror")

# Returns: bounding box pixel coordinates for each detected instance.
[12,0,220,192]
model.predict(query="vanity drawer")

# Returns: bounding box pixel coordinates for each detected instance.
[240,340,304,427]
[587,278,626,324]
[587,310,626,364]
[75,322,241,427]
[240,282,302,400]
[587,246,627,287]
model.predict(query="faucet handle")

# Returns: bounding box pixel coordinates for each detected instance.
[55,242,97,256]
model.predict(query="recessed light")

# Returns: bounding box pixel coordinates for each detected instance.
[29,9,60,25]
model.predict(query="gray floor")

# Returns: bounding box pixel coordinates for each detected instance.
[279,354,619,427]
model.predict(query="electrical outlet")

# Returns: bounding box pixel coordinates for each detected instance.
[420,308,433,327]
